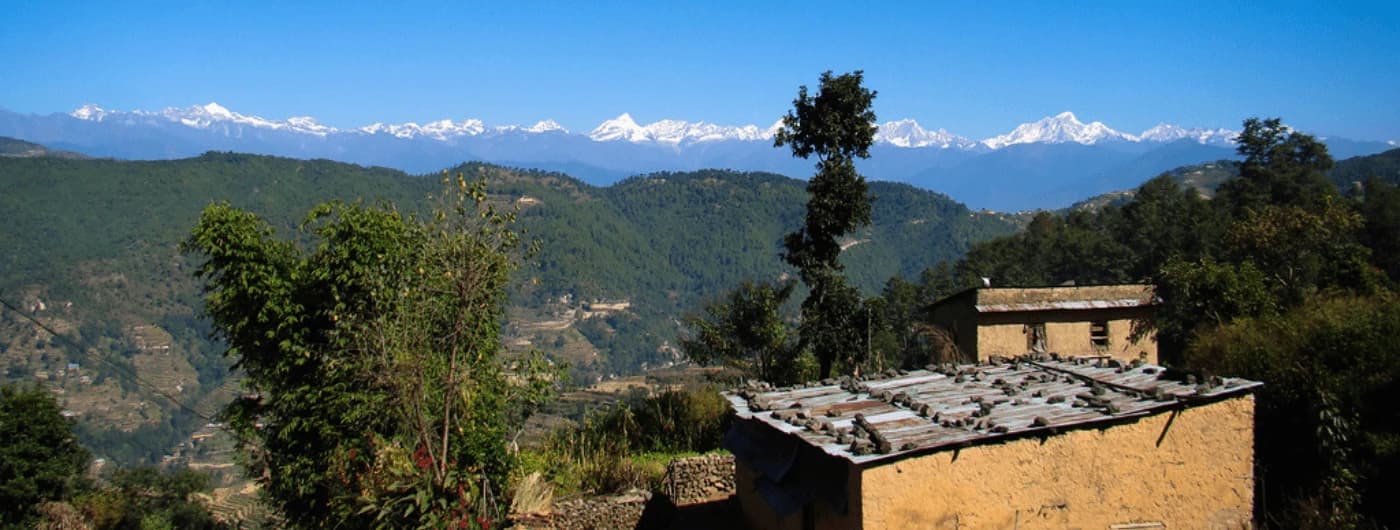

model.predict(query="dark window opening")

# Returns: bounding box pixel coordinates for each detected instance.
[1090,321,1110,350]
[1028,323,1047,353]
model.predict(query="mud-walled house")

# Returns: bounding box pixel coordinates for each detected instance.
[927,284,1158,364]
[724,356,1260,529]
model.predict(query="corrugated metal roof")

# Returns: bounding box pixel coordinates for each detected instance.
[725,355,1261,466]
[975,298,1151,313]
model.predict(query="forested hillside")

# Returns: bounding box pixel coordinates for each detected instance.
[0,150,1016,463]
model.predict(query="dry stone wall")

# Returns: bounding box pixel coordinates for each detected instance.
[509,454,735,529]
[662,454,735,506]
[512,489,651,530]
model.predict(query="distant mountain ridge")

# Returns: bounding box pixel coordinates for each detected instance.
[1,103,1393,210]
[62,102,1248,149]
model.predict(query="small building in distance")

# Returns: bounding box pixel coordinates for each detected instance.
[724,356,1260,530]
[927,284,1157,364]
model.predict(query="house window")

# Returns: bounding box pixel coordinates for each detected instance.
[1027,323,1047,353]
[1090,321,1110,350]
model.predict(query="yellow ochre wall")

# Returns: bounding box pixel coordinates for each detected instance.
[976,309,1156,363]
[859,396,1255,529]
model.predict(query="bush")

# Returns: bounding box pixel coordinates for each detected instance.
[1188,293,1400,528]
[529,386,732,496]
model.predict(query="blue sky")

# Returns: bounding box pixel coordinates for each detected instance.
[2,1,1397,140]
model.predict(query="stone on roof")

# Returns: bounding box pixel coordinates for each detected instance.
[725,354,1260,466]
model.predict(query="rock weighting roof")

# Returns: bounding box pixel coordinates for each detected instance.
[725,355,1262,466]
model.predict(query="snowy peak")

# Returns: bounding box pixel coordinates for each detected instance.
[200,102,234,119]
[589,113,648,142]
[1139,123,1238,146]
[527,120,567,134]
[157,102,338,135]
[70,104,111,121]
[357,118,486,140]
[875,119,975,149]
[982,111,1138,149]
[588,113,774,145]
[67,102,343,137]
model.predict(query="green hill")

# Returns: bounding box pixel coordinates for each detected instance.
[1070,148,1400,212]
[0,151,1016,462]
[1330,147,1400,190]
[0,136,90,159]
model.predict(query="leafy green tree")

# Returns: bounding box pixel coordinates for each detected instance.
[1220,199,1379,305]
[775,70,878,378]
[0,384,91,529]
[1145,121,1378,361]
[917,261,967,302]
[1119,174,1220,278]
[955,209,1134,287]
[680,280,807,385]
[1217,117,1337,216]
[183,175,534,529]
[1150,258,1276,361]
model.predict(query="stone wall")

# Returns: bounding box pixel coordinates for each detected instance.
[662,454,735,506]
[512,489,652,530]
[508,454,735,529]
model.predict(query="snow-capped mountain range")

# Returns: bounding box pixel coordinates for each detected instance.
[5,102,1391,211]
[66,102,1241,150]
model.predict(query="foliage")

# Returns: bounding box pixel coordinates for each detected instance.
[0,384,91,529]
[865,274,965,370]
[1151,258,1276,358]
[79,467,226,530]
[1118,174,1221,278]
[528,386,731,496]
[680,281,809,385]
[956,209,1136,287]
[1219,199,1379,305]
[1187,294,1400,528]
[1216,117,1336,216]
[183,175,538,529]
[775,70,880,378]
[1357,176,1400,283]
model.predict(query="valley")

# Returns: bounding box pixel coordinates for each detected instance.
[0,149,1016,464]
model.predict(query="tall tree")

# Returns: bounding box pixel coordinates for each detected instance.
[775,70,878,379]
[1217,117,1337,216]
